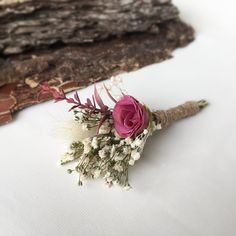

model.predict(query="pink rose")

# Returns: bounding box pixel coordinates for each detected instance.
[112,95,149,138]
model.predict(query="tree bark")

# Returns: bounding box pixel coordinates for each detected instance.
[0,1,195,125]
[0,0,178,55]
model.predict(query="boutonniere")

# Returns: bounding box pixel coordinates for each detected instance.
[41,79,208,189]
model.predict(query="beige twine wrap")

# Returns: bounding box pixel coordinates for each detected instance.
[153,100,208,129]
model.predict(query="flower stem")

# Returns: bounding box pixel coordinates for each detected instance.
[198,99,208,109]
[153,100,208,129]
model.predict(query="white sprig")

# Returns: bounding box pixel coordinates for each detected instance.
[91,137,98,149]
[94,170,101,178]
[82,138,92,154]
[131,150,141,161]
[98,149,106,159]
[114,164,123,172]
[128,159,135,166]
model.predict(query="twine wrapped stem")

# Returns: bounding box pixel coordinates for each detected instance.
[153,100,208,129]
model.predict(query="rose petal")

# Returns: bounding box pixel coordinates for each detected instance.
[112,95,149,138]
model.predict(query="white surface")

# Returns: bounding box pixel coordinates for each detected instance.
[1,0,236,235]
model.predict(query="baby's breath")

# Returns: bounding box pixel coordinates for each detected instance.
[61,122,150,188]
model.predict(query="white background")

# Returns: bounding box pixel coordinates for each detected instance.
[0,0,236,235]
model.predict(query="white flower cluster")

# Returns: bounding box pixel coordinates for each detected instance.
[98,120,112,135]
[128,129,149,166]
[61,125,152,189]
[74,110,103,131]
[76,112,85,124]
[98,75,127,101]
[82,138,92,154]
[98,145,110,159]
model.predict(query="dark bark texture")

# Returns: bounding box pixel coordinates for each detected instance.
[0,0,194,125]
[0,0,179,55]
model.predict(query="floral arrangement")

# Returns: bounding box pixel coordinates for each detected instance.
[41,78,207,189]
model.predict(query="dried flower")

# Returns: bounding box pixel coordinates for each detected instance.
[82,138,91,154]
[131,151,141,161]
[94,170,101,178]
[98,149,106,159]
[91,137,98,149]
[44,78,208,189]
[114,164,123,172]
[114,154,125,161]
[128,159,135,166]
[112,95,149,138]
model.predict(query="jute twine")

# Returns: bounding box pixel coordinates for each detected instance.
[153,100,208,129]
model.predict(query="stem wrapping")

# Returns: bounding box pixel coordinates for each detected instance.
[153,100,208,129]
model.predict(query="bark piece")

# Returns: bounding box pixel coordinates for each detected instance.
[0,0,178,55]
[0,19,194,125]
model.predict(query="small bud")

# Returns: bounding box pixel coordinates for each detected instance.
[143,129,148,135]
[131,151,140,161]
[128,159,135,166]
[131,143,136,148]
[124,184,132,191]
